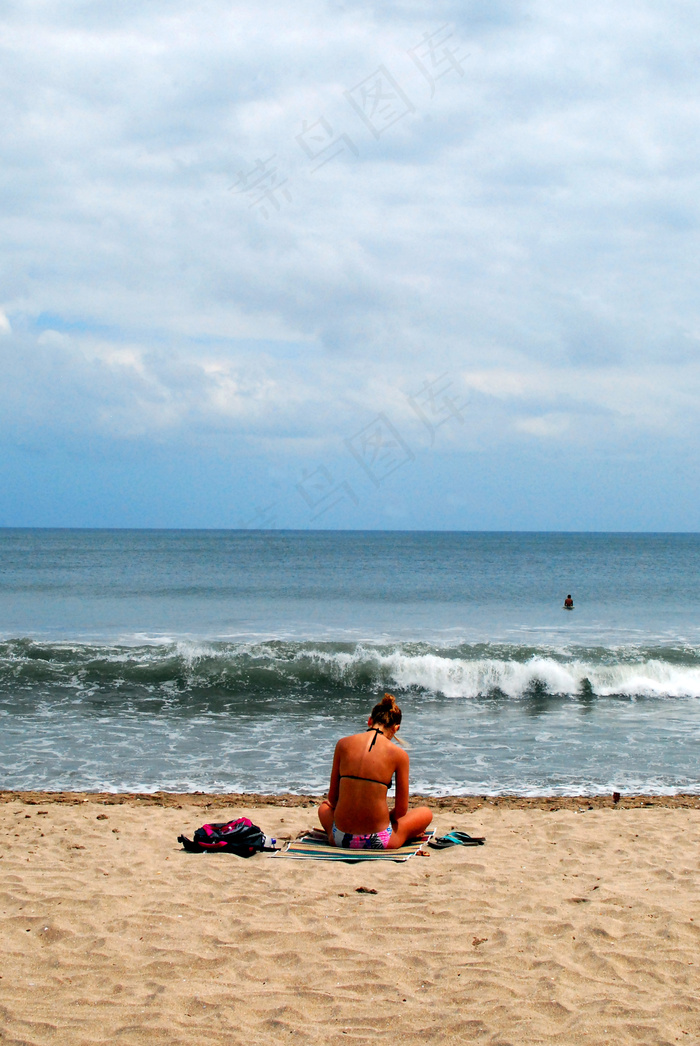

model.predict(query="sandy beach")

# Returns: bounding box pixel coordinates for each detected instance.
[1,792,698,1045]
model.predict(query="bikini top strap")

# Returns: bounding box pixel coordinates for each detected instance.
[366,726,383,751]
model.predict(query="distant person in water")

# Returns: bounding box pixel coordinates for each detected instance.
[318,693,432,850]
[564,594,574,608]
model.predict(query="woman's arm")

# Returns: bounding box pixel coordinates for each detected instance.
[389,750,410,821]
[326,741,342,809]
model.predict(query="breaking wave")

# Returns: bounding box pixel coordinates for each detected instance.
[2,637,700,702]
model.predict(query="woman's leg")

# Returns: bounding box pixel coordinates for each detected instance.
[388,806,432,848]
[317,799,335,843]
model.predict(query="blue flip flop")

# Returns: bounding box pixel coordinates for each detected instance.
[446,831,485,845]
[447,831,485,845]
[428,831,485,849]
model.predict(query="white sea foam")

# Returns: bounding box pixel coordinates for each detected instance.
[299,647,700,699]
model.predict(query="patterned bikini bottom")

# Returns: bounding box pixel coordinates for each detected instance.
[331,822,393,850]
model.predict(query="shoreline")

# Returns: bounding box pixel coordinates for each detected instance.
[2,788,700,809]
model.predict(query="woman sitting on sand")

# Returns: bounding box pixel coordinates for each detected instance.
[318,693,432,850]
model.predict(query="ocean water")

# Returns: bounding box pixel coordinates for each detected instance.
[1,529,699,796]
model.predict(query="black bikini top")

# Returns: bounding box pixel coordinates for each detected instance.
[338,727,393,789]
[339,773,392,788]
[366,726,384,751]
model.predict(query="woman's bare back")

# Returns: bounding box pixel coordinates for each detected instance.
[330,729,407,834]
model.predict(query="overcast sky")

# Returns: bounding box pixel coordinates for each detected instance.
[1,0,699,530]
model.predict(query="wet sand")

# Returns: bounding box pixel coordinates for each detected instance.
[1,792,698,1045]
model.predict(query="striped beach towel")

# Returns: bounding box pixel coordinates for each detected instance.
[276,829,433,862]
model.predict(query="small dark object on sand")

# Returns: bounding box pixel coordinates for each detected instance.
[612,792,621,804]
[356,887,377,894]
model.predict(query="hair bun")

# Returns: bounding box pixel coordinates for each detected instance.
[370,692,402,728]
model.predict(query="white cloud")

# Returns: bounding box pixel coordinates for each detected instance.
[1,0,700,524]
[515,413,571,439]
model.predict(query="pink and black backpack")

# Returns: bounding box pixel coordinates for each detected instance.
[178,817,275,857]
